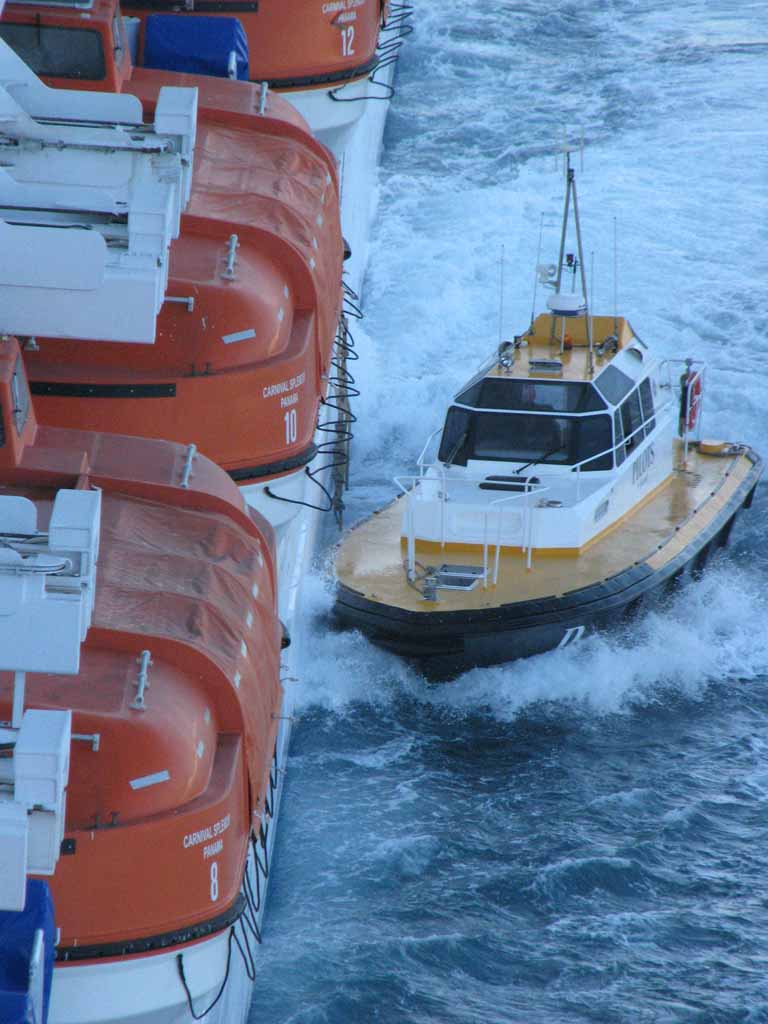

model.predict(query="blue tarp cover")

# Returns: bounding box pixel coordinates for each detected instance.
[143,15,249,81]
[0,880,55,1024]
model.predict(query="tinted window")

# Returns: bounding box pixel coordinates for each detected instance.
[620,390,644,453]
[614,410,626,467]
[473,413,568,463]
[0,24,106,79]
[572,415,613,471]
[455,380,483,407]
[458,378,605,413]
[0,404,5,449]
[443,412,613,471]
[639,377,656,434]
[594,364,635,406]
[438,407,472,466]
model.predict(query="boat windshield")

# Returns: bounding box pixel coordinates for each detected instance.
[438,407,614,471]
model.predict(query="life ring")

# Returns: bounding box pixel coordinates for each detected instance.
[686,373,702,430]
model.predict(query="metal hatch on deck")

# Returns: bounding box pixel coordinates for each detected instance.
[435,564,485,591]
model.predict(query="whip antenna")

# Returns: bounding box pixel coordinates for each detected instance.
[529,213,545,330]
[613,216,618,334]
[498,244,505,345]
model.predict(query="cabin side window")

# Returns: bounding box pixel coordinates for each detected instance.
[572,415,613,471]
[619,390,644,454]
[613,410,626,467]
[11,357,30,437]
[0,23,106,80]
[639,377,656,434]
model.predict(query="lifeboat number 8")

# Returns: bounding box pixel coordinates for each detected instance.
[341,26,355,56]
[210,861,219,902]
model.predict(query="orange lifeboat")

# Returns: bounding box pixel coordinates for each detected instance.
[0,0,345,492]
[0,336,284,1016]
[121,0,387,89]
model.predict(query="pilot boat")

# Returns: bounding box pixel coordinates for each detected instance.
[334,164,763,678]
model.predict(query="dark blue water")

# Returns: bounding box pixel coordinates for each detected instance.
[252,2,768,1021]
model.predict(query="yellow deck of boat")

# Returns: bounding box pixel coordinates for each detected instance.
[335,443,755,613]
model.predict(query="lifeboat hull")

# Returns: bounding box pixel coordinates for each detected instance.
[122,0,384,89]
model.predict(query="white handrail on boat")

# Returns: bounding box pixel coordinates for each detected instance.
[416,428,442,475]
[485,480,547,579]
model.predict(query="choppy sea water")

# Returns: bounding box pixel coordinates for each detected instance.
[252,2,768,1021]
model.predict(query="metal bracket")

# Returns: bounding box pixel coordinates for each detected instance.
[165,296,195,313]
[130,650,153,711]
[72,732,101,752]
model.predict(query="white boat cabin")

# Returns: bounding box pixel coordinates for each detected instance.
[399,312,703,580]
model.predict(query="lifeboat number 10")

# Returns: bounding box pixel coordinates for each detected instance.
[284,409,298,445]
[341,26,355,57]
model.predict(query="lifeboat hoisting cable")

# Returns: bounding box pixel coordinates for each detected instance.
[175,740,281,1019]
[265,286,362,523]
[329,2,414,104]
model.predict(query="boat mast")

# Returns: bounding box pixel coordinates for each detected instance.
[548,151,594,375]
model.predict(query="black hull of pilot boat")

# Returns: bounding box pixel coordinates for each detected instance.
[334,454,763,680]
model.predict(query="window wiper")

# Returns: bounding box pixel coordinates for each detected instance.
[515,444,565,476]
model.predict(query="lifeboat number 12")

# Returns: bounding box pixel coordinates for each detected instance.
[341,26,355,57]
[284,409,297,445]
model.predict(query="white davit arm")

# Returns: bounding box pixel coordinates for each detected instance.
[0,488,102,910]
[0,38,197,343]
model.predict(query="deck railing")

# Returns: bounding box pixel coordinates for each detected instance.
[394,471,548,582]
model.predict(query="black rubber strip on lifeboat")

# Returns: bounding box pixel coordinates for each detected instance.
[55,895,245,962]
[260,55,379,91]
[125,0,258,10]
[227,442,318,482]
[30,381,176,399]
